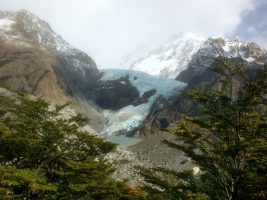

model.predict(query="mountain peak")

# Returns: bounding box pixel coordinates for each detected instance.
[128,32,205,78]
[16,9,53,32]
[0,9,72,53]
[18,9,37,16]
[0,9,98,96]
[0,9,50,31]
[168,32,205,42]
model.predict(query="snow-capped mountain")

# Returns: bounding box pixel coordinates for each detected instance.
[0,10,97,74]
[0,10,68,50]
[177,37,267,83]
[0,9,102,103]
[128,32,205,78]
[125,33,266,79]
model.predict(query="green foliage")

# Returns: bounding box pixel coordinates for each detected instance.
[138,166,209,200]
[139,57,267,200]
[0,89,143,199]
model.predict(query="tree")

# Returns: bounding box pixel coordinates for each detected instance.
[0,88,144,199]
[139,57,267,200]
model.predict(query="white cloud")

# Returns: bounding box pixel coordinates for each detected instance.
[0,0,254,66]
[233,0,267,48]
[248,26,257,34]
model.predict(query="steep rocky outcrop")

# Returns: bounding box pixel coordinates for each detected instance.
[88,75,140,110]
[0,41,68,102]
[177,37,266,84]
[0,10,98,103]
[0,10,111,133]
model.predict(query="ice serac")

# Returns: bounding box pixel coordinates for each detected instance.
[129,32,205,79]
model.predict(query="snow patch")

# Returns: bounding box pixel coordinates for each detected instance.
[193,167,200,175]
[222,38,246,55]
[0,18,15,31]
[243,57,255,62]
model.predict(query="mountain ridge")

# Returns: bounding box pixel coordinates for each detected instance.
[0,9,98,102]
[124,32,266,79]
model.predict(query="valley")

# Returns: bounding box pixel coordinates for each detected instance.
[0,8,266,200]
[0,8,266,167]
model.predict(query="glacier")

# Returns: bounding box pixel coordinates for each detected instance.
[100,69,187,135]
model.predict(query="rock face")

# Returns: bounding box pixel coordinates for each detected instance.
[0,10,98,103]
[177,37,267,84]
[90,75,140,110]
[0,42,67,102]
[0,10,112,133]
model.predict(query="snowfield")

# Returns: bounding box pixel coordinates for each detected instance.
[129,32,205,78]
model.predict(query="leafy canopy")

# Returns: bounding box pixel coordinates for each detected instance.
[0,88,144,199]
[139,57,267,200]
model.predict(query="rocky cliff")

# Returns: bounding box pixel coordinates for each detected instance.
[0,10,99,102]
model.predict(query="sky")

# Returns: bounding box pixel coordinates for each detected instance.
[0,0,265,67]
[233,0,267,47]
